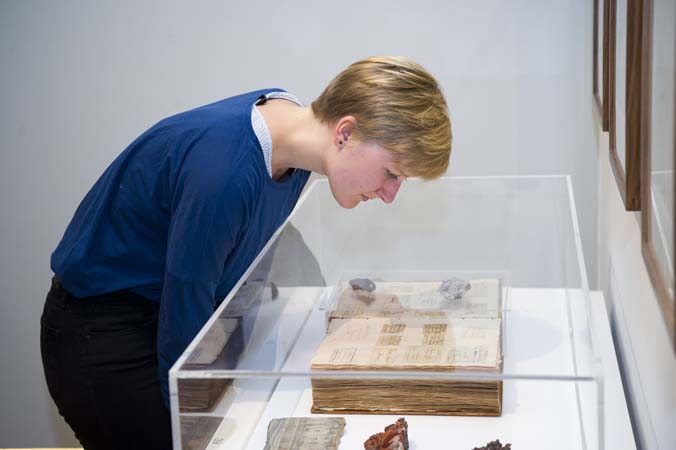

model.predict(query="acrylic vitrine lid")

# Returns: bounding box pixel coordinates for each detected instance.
[174,176,598,380]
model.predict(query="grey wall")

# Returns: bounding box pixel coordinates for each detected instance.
[596,0,676,445]
[0,1,596,446]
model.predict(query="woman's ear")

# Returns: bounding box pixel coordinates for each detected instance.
[334,116,357,149]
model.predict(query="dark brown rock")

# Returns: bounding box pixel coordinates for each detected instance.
[471,439,512,450]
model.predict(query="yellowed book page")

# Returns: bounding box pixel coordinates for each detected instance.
[262,417,346,450]
[311,317,501,371]
[329,278,501,320]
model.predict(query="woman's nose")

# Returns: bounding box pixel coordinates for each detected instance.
[377,178,403,204]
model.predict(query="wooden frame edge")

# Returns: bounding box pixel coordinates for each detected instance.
[609,0,643,211]
[593,0,604,117]
[594,0,612,131]
[602,0,611,131]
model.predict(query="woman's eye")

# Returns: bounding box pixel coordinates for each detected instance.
[386,169,398,180]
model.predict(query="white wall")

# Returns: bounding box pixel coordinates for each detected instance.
[598,130,676,447]
[0,1,597,446]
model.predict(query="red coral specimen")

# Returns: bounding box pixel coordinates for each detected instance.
[363,417,409,450]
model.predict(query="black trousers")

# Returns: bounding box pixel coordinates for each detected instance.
[40,278,173,450]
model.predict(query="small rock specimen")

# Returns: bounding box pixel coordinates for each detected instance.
[350,277,377,293]
[363,417,409,450]
[471,439,512,450]
[439,277,471,300]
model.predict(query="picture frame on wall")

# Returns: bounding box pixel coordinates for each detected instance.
[640,0,676,352]
[594,0,611,131]
[608,0,643,211]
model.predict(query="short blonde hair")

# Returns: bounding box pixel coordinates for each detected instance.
[311,56,452,179]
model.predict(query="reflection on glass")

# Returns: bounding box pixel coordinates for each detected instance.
[616,0,627,170]
[650,0,676,303]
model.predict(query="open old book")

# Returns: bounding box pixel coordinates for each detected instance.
[310,278,503,416]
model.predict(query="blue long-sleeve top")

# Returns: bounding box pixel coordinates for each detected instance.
[51,89,310,404]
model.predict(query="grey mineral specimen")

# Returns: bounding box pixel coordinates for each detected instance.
[439,277,471,300]
[349,278,376,292]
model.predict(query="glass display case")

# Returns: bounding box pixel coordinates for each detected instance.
[170,176,602,450]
